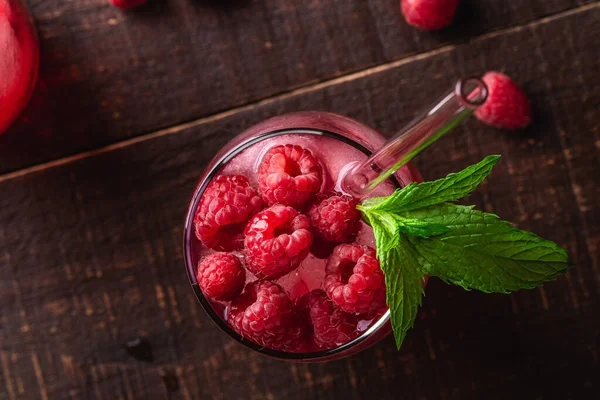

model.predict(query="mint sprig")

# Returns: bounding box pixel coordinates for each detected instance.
[358,156,571,350]
[360,155,500,213]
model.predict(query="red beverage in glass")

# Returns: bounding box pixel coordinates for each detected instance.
[183,79,487,361]
[184,112,421,361]
[0,0,39,135]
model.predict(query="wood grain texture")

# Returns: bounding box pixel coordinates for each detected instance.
[1,4,599,400]
[0,0,596,174]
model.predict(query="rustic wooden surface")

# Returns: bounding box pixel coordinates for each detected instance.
[0,0,597,173]
[1,1,599,399]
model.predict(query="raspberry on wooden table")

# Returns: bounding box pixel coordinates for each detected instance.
[228,281,307,352]
[109,0,147,9]
[194,175,263,251]
[244,204,313,279]
[309,193,361,243]
[324,244,386,315]
[297,290,360,348]
[258,144,323,209]
[196,253,245,301]
[475,71,532,129]
[401,0,460,30]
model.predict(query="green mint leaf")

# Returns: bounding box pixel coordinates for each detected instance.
[360,155,570,350]
[371,221,424,350]
[394,215,450,238]
[363,211,400,252]
[401,203,571,293]
[360,155,500,214]
[364,209,450,239]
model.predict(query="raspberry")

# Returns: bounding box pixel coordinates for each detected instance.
[228,281,307,352]
[475,71,532,129]
[258,144,323,208]
[324,244,386,315]
[244,204,312,279]
[401,0,460,30]
[308,193,361,243]
[196,253,245,301]
[194,175,263,251]
[297,290,359,349]
[109,0,147,9]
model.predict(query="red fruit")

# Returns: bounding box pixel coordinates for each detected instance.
[298,290,359,348]
[308,193,361,243]
[109,0,147,9]
[194,175,263,251]
[401,0,459,30]
[324,244,386,315]
[475,71,532,129]
[244,204,313,279]
[0,0,39,135]
[196,253,245,301]
[258,144,323,209]
[228,281,307,352]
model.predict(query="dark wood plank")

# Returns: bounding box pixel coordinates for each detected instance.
[1,5,599,399]
[0,0,596,174]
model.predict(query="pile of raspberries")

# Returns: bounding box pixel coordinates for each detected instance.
[194,144,387,352]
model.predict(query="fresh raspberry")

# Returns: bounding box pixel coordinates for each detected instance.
[109,0,147,9]
[308,193,361,243]
[401,0,460,30]
[297,290,360,349]
[475,71,532,129]
[258,144,323,209]
[244,204,312,279]
[228,281,307,352]
[194,175,263,251]
[196,253,245,301]
[324,244,386,315]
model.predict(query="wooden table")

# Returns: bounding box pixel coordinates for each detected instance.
[1,1,599,399]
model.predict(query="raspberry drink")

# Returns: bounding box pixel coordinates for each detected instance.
[184,79,489,361]
[184,112,421,360]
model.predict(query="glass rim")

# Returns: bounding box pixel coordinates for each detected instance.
[183,127,398,361]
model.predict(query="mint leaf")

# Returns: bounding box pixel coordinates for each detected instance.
[363,209,450,239]
[360,155,500,213]
[359,155,571,351]
[363,210,400,252]
[371,221,424,350]
[401,203,570,293]
[394,215,450,238]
